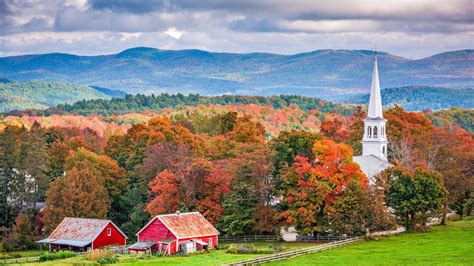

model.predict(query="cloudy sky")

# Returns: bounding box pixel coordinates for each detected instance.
[0,0,472,58]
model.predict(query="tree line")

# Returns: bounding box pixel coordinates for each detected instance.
[0,106,472,251]
[9,94,354,116]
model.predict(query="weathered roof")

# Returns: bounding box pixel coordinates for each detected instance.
[128,241,156,250]
[37,238,91,247]
[38,217,127,246]
[137,212,219,238]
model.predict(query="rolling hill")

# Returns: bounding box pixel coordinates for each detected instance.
[0,48,472,100]
[0,81,121,112]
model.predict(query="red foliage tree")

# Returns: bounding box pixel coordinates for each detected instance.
[278,139,368,234]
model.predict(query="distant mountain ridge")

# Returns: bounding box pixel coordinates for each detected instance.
[0,48,472,100]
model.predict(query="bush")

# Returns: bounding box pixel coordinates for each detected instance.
[226,244,273,254]
[86,249,111,260]
[38,251,75,262]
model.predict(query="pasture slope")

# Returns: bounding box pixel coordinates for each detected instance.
[266,219,474,265]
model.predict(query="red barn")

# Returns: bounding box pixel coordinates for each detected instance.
[38,217,127,252]
[131,211,219,255]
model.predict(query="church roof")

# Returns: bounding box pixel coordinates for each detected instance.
[353,155,391,182]
[367,57,384,119]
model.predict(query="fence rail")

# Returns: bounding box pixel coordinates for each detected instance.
[295,235,351,242]
[220,235,280,243]
[223,237,361,266]
[0,256,40,264]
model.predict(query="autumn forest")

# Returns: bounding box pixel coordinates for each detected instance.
[0,97,472,251]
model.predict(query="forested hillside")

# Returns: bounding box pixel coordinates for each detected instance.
[0,81,114,112]
[1,48,472,98]
[48,94,354,116]
[347,86,474,111]
[426,108,474,133]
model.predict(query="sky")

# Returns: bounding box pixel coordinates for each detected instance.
[0,0,473,59]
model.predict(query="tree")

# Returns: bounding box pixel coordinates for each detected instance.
[278,139,368,235]
[146,170,181,215]
[271,130,321,179]
[18,121,50,207]
[219,145,275,235]
[385,165,446,231]
[366,176,396,232]
[227,115,266,144]
[385,106,474,225]
[12,212,35,250]
[0,125,23,226]
[43,162,110,232]
[320,113,349,143]
[219,162,261,236]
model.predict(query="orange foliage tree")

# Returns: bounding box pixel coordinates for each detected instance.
[278,139,368,235]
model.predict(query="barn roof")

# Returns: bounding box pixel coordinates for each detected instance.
[137,212,219,238]
[38,217,127,247]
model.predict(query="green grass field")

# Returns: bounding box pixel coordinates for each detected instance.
[267,219,474,266]
[13,242,316,266]
[7,219,473,265]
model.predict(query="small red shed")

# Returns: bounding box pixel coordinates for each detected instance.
[38,217,127,252]
[132,211,219,255]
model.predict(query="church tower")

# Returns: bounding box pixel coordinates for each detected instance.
[362,54,388,160]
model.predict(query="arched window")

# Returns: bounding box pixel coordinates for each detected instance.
[373,126,378,138]
[381,126,385,136]
[382,146,386,156]
[367,126,372,138]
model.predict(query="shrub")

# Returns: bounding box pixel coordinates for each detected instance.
[38,251,75,262]
[226,244,273,254]
[85,249,113,261]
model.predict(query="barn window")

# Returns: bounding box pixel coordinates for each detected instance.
[208,238,213,247]
[107,228,111,236]
[367,126,372,138]
[373,126,378,138]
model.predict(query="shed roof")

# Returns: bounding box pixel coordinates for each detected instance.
[128,241,156,250]
[137,212,219,238]
[38,217,127,247]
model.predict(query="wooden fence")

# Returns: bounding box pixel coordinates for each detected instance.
[223,237,361,266]
[295,235,351,242]
[0,256,40,264]
[219,235,280,243]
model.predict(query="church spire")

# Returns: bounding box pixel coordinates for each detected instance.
[367,52,383,118]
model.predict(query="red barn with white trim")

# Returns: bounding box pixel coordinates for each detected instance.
[38,217,127,252]
[131,211,219,255]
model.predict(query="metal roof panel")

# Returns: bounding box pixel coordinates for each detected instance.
[157,212,219,238]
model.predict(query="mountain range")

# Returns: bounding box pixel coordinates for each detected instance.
[0,48,472,101]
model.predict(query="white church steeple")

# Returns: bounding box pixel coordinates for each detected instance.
[362,52,388,160]
[367,56,383,118]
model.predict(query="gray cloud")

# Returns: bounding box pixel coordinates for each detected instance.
[0,0,472,58]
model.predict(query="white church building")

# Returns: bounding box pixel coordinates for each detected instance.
[353,55,391,181]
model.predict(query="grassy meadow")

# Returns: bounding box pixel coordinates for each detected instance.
[267,219,474,265]
[5,219,473,265]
